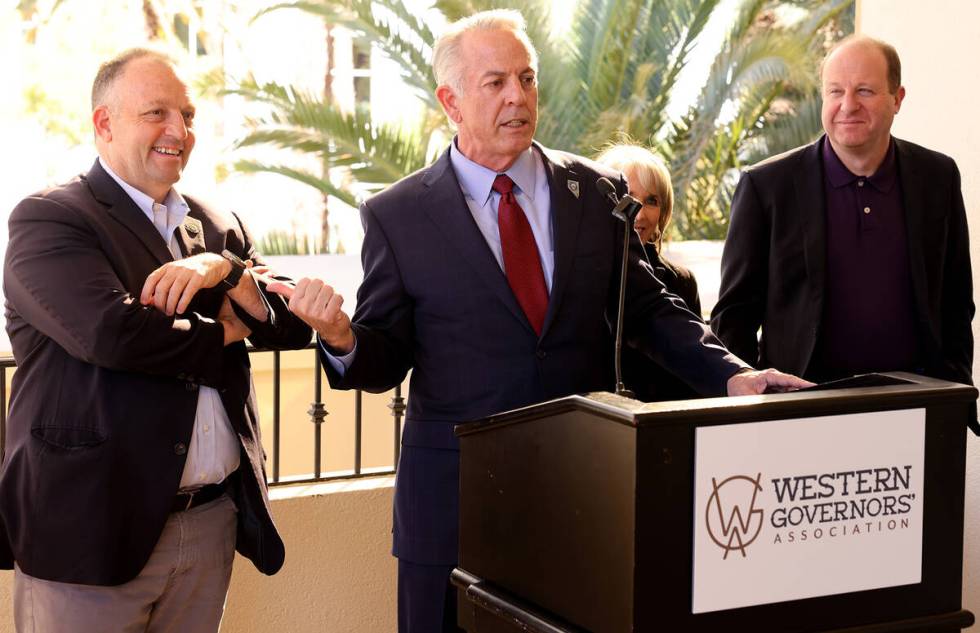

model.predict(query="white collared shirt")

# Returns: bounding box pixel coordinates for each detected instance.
[100,158,240,490]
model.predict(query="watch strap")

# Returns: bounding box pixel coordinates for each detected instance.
[220,249,247,290]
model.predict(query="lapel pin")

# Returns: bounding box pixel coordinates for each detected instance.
[183,218,201,236]
[567,180,580,198]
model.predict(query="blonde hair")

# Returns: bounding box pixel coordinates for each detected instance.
[432,9,538,94]
[595,143,674,250]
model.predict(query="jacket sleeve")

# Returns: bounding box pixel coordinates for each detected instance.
[669,261,702,320]
[710,171,769,366]
[321,200,414,393]
[620,203,748,396]
[227,211,313,350]
[3,195,227,385]
[686,274,703,320]
[939,161,975,387]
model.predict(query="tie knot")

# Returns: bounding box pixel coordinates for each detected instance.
[492,174,515,195]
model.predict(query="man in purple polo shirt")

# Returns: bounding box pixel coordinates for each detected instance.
[711,35,975,422]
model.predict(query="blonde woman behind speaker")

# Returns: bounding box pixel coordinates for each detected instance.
[596,143,702,401]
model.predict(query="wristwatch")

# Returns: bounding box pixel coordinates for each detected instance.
[220,249,248,290]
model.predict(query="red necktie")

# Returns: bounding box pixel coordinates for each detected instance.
[493,174,548,335]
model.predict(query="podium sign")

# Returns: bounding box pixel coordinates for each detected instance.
[692,408,925,613]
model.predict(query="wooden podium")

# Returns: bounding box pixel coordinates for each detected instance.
[452,373,977,632]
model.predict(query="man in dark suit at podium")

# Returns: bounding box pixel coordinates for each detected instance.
[270,9,810,632]
[711,36,974,412]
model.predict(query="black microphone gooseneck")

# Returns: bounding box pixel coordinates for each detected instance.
[596,177,643,399]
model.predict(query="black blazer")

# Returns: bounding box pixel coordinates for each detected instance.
[711,136,974,391]
[0,160,312,585]
[323,143,745,565]
[623,247,703,401]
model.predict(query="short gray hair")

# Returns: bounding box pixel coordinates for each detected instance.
[92,48,176,110]
[432,9,538,94]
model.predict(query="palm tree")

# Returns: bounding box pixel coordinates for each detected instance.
[228,0,853,242]
[661,0,854,237]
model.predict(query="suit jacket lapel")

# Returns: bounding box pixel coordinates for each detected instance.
[84,159,174,265]
[537,144,584,337]
[794,141,828,307]
[420,148,532,332]
[894,139,930,329]
[176,210,206,258]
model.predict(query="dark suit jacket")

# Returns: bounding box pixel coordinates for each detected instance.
[623,248,702,401]
[0,160,312,585]
[711,136,974,393]
[323,143,745,566]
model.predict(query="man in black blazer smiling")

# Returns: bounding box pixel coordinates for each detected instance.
[712,36,974,409]
[0,49,311,632]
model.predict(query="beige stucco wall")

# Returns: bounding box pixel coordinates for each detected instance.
[857,0,980,618]
[222,477,397,633]
[0,573,8,633]
[0,477,396,633]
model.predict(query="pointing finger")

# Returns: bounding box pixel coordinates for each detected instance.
[266,281,294,299]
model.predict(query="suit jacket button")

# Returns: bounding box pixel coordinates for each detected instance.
[536,349,547,359]
[174,443,187,455]
[185,382,198,391]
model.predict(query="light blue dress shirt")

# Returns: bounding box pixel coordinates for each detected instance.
[449,141,554,291]
[321,141,556,373]
[100,157,240,490]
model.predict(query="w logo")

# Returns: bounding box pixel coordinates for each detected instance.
[705,473,765,559]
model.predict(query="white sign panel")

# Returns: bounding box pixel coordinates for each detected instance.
[691,408,925,614]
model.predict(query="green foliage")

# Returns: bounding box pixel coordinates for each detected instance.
[22,84,87,146]
[257,230,322,255]
[230,0,854,239]
[226,74,431,208]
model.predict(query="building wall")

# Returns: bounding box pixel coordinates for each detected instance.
[857,0,980,616]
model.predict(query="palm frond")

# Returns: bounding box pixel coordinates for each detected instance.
[228,76,431,203]
[228,0,854,242]
[256,0,438,107]
[740,89,823,162]
[634,0,721,138]
[234,160,359,207]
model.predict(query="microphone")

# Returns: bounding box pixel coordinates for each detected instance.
[596,177,619,205]
[596,176,640,400]
[596,177,643,223]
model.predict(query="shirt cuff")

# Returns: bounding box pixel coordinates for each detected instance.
[318,335,356,376]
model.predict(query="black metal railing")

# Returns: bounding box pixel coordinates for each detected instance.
[0,344,405,486]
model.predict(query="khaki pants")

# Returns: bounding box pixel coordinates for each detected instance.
[14,494,237,633]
